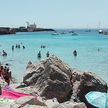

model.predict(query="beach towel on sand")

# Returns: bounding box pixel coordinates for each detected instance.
[0,88,38,99]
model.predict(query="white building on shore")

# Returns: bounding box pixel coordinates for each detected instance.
[26,22,37,32]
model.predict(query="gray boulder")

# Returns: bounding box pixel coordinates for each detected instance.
[16,96,46,106]
[23,55,107,107]
[53,101,87,108]
[23,55,73,102]
[72,71,107,108]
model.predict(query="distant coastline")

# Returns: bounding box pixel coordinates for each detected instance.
[0,26,55,35]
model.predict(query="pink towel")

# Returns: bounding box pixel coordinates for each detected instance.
[0,88,38,99]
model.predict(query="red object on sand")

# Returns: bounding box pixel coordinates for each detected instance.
[0,89,38,99]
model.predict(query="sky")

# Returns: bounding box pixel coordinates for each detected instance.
[0,0,108,29]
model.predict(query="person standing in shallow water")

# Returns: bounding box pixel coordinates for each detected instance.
[37,51,41,58]
[12,45,14,51]
[73,50,77,56]
[23,46,25,49]
[46,51,50,57]
[2,50,7,56]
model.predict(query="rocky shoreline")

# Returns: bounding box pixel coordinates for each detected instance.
[0,27,16,35]
[0,55,107,108]
[0,27,54,35]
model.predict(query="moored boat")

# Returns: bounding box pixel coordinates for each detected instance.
[98,29,103,34]
[103,31,108,35]
[52,31,59,35]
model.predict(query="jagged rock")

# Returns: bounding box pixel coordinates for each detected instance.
[0,27,15,35]
[0,103,14,108]
[71,69,83,95]
[23,55,73,102]
[22,104,47,108]
[15,96,46,107]
[22,55,107,107]
[72,71,107,108]
[53,101,87,108]
[45,99,59,108]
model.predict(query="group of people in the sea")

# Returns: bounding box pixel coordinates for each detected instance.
[37,45,50,58]
[38,45,78,58]
[41,45,46,48]
[37,51,50,58]
[1,43,77,85]
[12,44,25,51]
[0,64,12,85]
[38,45,77,58]
[1,43,26,57]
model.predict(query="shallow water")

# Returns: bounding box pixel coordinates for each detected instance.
[0,29,108,83]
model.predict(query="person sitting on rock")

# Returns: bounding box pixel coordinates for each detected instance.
[73,50,77,56]
[46,51,50,57]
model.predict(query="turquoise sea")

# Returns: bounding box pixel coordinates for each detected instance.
[0,29,108,83]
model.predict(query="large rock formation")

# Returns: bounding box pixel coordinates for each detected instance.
[23,55,107,107]
[23,55,73,102]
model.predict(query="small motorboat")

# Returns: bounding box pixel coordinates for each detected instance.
[72,31,78,36]
[98,29,103,34]
[52,31,59,35]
